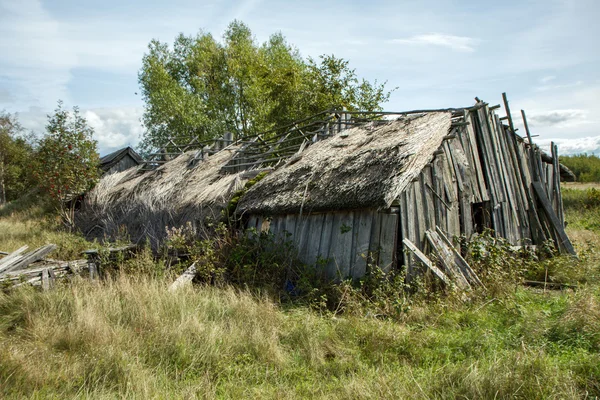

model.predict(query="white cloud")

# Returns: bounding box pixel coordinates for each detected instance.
[537,136,600,155]
[389,33,479,52]
[84,107,144,155]
[540,75,556,84]
[18,106,144,155]
[527,109,587,127]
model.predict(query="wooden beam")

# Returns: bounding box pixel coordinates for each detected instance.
[169,263,197,291]
[403,239,451,285]
[532,181,576,255]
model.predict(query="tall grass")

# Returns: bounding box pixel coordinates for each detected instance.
[0,274,598,398]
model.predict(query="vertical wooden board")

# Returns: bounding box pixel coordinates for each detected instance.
[474,108,501,203]
[268,215,280,237]
[442,144,459,203]
[247,216,258,231]
[296,214,312,261]
[496,119,529,242]
[432,155,447,230]
[489,114,520,238]
[284,214,297,240]
[304,214,325,267]
[326,212,354,280]
[255,216,264,232]
[422,167,436,233]
[466,115,490,201]
[406,181,418,244]
[351,211,375,279]
[378,211,399,273]
[369,211,383,267]
[414,180,426,249]
[546,163,555,207]
[552,144,565,227]
[318,213,335,266]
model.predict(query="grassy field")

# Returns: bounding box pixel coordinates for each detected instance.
[0,187,599,399]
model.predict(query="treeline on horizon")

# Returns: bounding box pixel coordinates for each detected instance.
[560,154,600,182]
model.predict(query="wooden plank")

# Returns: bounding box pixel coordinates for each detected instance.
[0,245,29,274]
[351,211,374,279]
[169,262,197,291]
[425,230,470,290]
[552,143,565,226]
[247,216,258,231]
[41,269,50,291]
[368,211,383,267]
[465,115,489,201]
[284,214,297,240]
[296,214,312,261]
[435,227,484,288]
[403,239,450,285]
[378,209,398,273]
[532,181,576,255]
[414,180,426,249]
[326,212,354,280]
[318,213,335,267]
[304,214,325,267]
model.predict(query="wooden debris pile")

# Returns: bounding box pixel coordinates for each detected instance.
[0,245,87,290]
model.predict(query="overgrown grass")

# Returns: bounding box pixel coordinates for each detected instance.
[0,186,598,398]
[0,202,93,260]
[0,275,598,399]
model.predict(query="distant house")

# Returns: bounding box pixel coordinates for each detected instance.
[100,147,143,175]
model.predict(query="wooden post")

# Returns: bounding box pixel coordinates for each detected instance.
[501,93,546,243]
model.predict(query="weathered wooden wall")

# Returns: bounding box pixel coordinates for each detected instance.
[400,102,572,278]
[247,208,398,280]
[105,155,140,175]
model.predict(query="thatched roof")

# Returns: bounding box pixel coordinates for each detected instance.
[237,112,452,215]
[78,147,249,246]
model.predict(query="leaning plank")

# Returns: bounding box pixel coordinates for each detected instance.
[403,239,451,285]
[532,182,576,255]
[3,244,57,274]
[169,262,197,292]
[435,227,485,289]
[0,245,29,274]
[41,269,50,291]
[425,230,470,290]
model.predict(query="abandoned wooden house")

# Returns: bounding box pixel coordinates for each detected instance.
[100,146,144,175]
[78,95,574,282]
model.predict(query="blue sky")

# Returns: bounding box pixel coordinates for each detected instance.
[1,0,599,155]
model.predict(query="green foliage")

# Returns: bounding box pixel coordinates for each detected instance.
[138,20,393,152]
[560,154,600,182]
[34,101,100,229]
[224,170,270,222]
[562,187,600,232]
[0,111,36,204]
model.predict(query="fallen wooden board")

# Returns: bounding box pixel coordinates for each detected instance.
[0,246,29,274]
[425,230,470,290]
[435,227,485,289]
[532,181,576,255]
[169,263,197,292]
[3,244,57,275]
[403,239,451,285]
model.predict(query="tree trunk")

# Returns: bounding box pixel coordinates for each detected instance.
[0,158,6,206]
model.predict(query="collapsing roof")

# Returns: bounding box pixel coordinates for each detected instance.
[237,113,451,215]
[78,96,574,263]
